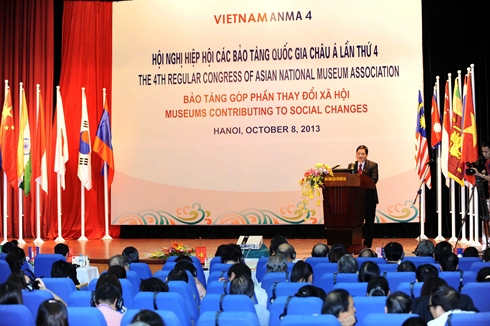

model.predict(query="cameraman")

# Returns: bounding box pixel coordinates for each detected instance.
[471,140,490,245]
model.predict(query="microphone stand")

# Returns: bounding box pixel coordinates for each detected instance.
[413,162,432,241]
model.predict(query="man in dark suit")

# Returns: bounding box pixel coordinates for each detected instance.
[350,145,378,248]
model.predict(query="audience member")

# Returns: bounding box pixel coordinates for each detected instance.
[269,235,288,256]
[108,254,129,271]
[227,263,267,307]
[358,248,377,258]
[438,252,458,272]
[338,255,358,273]
[462,246,479,258]
[295,285,326,303]
[482,247,490,262]
[175,260,206,298]
[0,281,23,304]
[383,242,404,264]
[51,260,80,285]
[139,277,169,292]
[93,283,124,326]
[276,243,296,262]
[367,276,390,297]
[6,247,28,273]
[174,254,192,263]
[54,243,70,260]
[328,244,348,263]
[416,264,438,282]
[358,261,380,282]
[397,261,416,272]
[230,274,270,326]
[433,241,452,263]
[401,316,428,326]
[130,309,165,326]
[167,268,188,282]
[266,253,288,273]
[36,299,68,326]
[290,261,313,282]
[476,267,490,282]
[311,243,330,257]
[214,244,228,257]
[385,291,412,313]
[1,240,19,254]
[427,285,474,325]
[323,289,356,326]
[108,265,127,279]
[7,270,65,304]
[220,244,243,264]
[122,246,140,264]
[415,240,435,257]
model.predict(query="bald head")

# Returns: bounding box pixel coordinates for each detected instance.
[276,243,296,262]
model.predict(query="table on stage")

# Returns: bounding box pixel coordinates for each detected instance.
[76,266,99,284]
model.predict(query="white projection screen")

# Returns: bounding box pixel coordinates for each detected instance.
[112,0,423,226]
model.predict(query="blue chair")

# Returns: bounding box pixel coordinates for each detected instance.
[207,270,229,286]
[126,270,141,294]
[269,296,323,325]
[42,278,77,303]
[377,264,399,273]
[210,263,233,275]
[396,281,423,298]
[354,296,387,325]
[66,307,107,326]
[280,314,341,325]
[362,313,419,326]
[449,311,490,325]
[129,262,153,279]
[133,292,191,326]
[402,256,436,268]
[22,289,54,319]
[153,269,200,303]
[461,282,490,312]
[167,281,199,322]
[456,257,481,271]
[166,255,201,265]
[314,272,358,294]
[0,253,7,260]
[161,261,177,271]
[208,256,222,269]
[197,311,259,326]
[304,257,331,271]
[265,281,308,308]
[87,277,135,309]
[382,271,416,291]
[439,271,477,290]
[332,282,368,296]
[165,256,207,289]
[87,278,98,291]
[261,272,290,291]
[206,280,231,295]
[33,254,66,278]
[256,262,295,284]
[356,257,386,266]
[0,260,11,283]
[469,262,490,274]
[314,262,339,276]
[68,291,92,307]
[200,293,256,316]
[0,304,35,326]
[255,256,270,282]
[121,309,183,326]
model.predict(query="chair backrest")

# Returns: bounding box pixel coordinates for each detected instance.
[377,264,399,273]
[439,271,477,291]
[353,296,387,325]
[68,290,93,307]
[469,262,490,274]
[395,281,423,298]
[207,270,229,286]
[200,293,256,316]
[255,256,270,282]
[166,255,201,265]
[129,262,153,279]
[269,296,324,325]
[197,311,259,326]
[332,282,368,297]
[22,289,54,319]
[402,256,436,268]
[461,282,490,312]
[0,304,36,326]
[280,314,341,326]
[41,277,77,303]
[153,269,200,304]
[161,261,177,271]
[261,272,290,291]
[209,256,222,268]
[66,307,107,326]
[266,281,309,309]
[356,257,386,266]
[313,262,339,276]
[314,272,358,294]
[458,257,482,271]
[362,313,419,326]
[133,291,191,326]
[304,257,331,271]
[0,253,7,260]
[382,271,416,291]
[119,278,136,309]
[126,270,141,294]
[121,309,183,326]
[0,260,12,284]
[448,311,490,324]
[167,280,199,321]
[33,254,66,278]
[210,263,233,274]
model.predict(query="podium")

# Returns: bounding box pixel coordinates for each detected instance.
[322,172,375,252]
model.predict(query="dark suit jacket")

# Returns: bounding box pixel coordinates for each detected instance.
[349,160,379,204]
[411,294,478,323]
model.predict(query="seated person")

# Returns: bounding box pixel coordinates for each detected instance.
[295,284,326,302]
[367,276,390,297]
[416,264,439,282]
[36,299,68,326]
[269,235,288,256]
[122,246,139,264]
[476,267,490,282]
[54,243,70,260]
[130,309,164,326]
[220,244,244,264]
[108,265,127,279]
[93,282,124,326]
[276,243,296,263]
[266,253,288,273]
[323,289,356,326]
[1,240,19,254]
[358,248,377,258]
[483,248,490,262]
[383,242,404,264]
[175,260,206,298]
[438,252,458,272]
[7,270,65,304]
[397,261,416,272]
[0,281,23,304]
[230,274,270,326]
[6,246,32,273]
[167,268,188,282]
[108,254,129,271]
[433,241,452,263]
[227,262,267,307]
[358,261,380,282]
[385,291,412,313]
[311,243,330,257]
[338,255,358,273]
[415,240,435,257]
[51,260,80,286]
[462,246,479,258]
[427,285,475,326]
[328,244,348,263]
[140,277,169,292]
[290,261,313,283]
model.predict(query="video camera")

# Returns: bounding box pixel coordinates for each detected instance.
[466,157,486,176]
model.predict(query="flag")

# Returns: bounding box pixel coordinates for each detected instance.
[415,90,431,188]
[447,78,464,186]
[461,73,478,185]
[441,80,451,187]
[34,92,48,193]
[77,89,92,190]
[54,88,69,189]
[17,88,32,195]
[0,87,18,190]
[93,97,114,187]
[430,88,442,148]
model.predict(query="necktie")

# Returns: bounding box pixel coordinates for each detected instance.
[358,164,363,174]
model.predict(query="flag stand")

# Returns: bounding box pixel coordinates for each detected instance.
[449,179,458,243]
[102,163,112,240]
[55,173,65,243]
[34,85,44,244]
[78,183,88,241]
[414,166,429,241]
[1,173,8,245]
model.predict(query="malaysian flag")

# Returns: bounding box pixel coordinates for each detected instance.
[415,90,431,188]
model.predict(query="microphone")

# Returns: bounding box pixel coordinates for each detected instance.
[331,163,341,170]
[426,159,434,166]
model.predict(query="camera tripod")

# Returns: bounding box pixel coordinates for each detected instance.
[455,177,490,249]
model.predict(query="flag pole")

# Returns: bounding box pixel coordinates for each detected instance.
[79,87,88,241]
[1,80,9,245]
[435,77,445,241]
[34,84,44,244]
[17,83,25,245]
[447,74,458,243]
[55,86,65,243]
[102,88,112,240]
[466,68,475,246]
[457,70,467,245]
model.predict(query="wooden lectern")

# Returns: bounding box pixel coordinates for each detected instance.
[322,172,375,252]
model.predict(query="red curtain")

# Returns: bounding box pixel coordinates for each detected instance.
[0,0,119,240]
